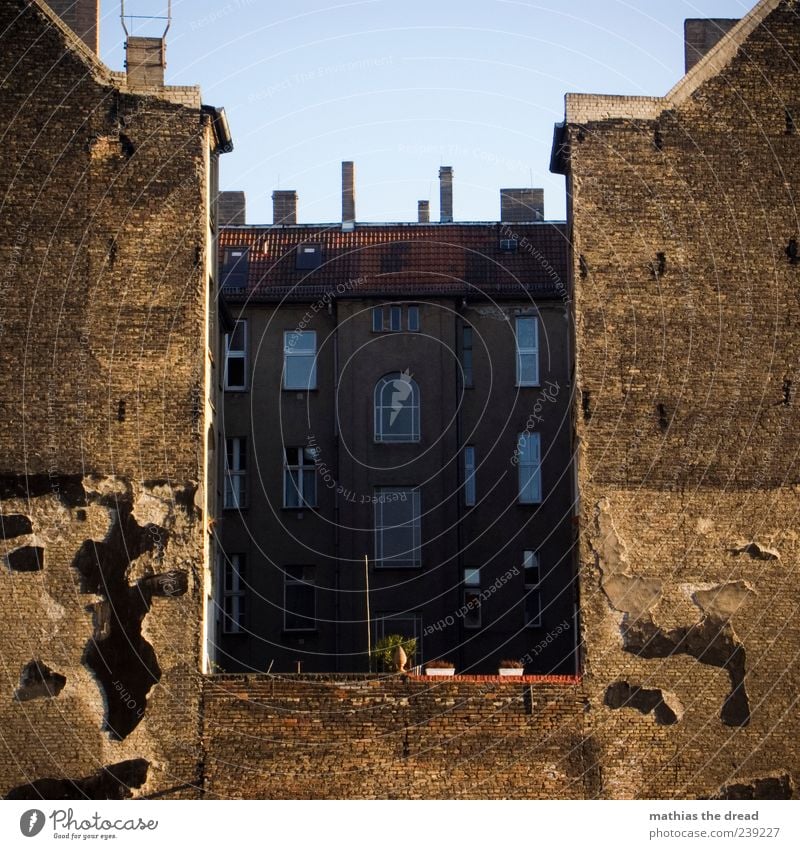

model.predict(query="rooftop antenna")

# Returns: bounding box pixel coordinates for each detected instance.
[120,0,172,38]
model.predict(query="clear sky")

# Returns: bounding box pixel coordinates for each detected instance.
[99,1,753,223]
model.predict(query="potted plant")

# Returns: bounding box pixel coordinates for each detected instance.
[425,659,456,677]
[498,659,525,677]
[372,634,417,673]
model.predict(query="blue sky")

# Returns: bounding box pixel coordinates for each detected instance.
[99,1,753,223]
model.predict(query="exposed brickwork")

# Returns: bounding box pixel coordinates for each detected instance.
[0,0,215,799]
[560,0,800,799]
[202,675,590,799]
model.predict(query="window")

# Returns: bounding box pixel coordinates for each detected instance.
[371,304,418,332]
[464,446,476,506]
[284,566,316,631]
[221,247,249,290]
[222,553,246,634]
[284,446,317,508]
[500,239,518,252]
[283,330,317,390]
[374,612,423,660]
[375,487,421,568]
[390,305,402,331]
[523,550,541,627]
[374,372,420,443]
[517,432,542,504]
[296,244,323,269]
[463,568,481,629]
[515,316,539,386]
[224,320,247,391]
[407,305,420,331]
[224,437,247,509]
[461,325,474,388]
[372,307,384,332]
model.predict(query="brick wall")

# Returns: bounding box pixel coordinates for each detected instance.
[564,0,800,799]
[0,0,212,799]
[202,675,590,799]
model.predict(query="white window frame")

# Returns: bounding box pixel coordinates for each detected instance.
[463,568,481,630]
[374,487,422,568]
[372,306,384,332]
[407,305,420,331]
[517,432,542,504]
[283,446,318,508]
[523,550,542,628]
[283,330,317,390]
[464,446,476,506]
[389,305,402,331]
[374,373,421,443]
[224,437,247,509]
[224,320,247,391]
[223,553,246,634]
[461,324,474,388]
[515,315,539,387]
[284,566,316,632]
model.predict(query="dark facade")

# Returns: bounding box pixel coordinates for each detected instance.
[216,197,577,675]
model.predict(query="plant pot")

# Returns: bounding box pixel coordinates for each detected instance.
[498,668,524,676]
[425,668,456,676]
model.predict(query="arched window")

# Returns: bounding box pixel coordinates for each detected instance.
[374,371,420,442]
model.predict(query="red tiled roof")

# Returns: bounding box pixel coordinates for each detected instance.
[218,222,570,301]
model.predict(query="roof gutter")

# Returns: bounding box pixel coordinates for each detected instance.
[203,105,234,155]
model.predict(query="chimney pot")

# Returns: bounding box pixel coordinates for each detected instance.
[43,0,100,53]
[342,161,356,224]
[218,192,247,226]
[417,200,430,223]
[500,188,544,222]
[683,19,739,73]
[439,166,453,223]
[272,190,298,225]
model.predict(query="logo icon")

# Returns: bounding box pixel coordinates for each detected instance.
[389,369,414,425]
[20,809,45,837]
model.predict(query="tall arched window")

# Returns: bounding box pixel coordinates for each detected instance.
[374,371,420,442]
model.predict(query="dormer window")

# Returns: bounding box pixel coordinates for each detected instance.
[296,244,323,269]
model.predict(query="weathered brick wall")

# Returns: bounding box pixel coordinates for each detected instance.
[0,1,211,799]
[202,675,590,799]
[567,0,800,799]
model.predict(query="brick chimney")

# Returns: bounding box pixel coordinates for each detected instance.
[43,0,100,53]
[500,188,544,222]
[272,190,298,225]
[218,192,246,226]
[684,19,739,73]
[125,36,165,87]
[417,200,430,223]
[439,166,453,223]
[342,161,356,224]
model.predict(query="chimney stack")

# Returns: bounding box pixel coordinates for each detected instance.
[218,192,247,226]
[125,36,166,87]
[500,188,545,222]
[417,201,430,223]
[684,19,739,73]
[439,166,453,223]
[342,161,356,225]
[43,1,100,54]
[272,190,298,225]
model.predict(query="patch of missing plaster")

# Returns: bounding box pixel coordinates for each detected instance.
[5,546,44,572]
[622,617,749,727]
[0,514,33,539]
[5,759,149,800]
[716,774,793,800]
[14,660,67,701]
[592,499,751,727]
[71,481,187,739]
[729,541,780,561]
[604,681,683,725]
